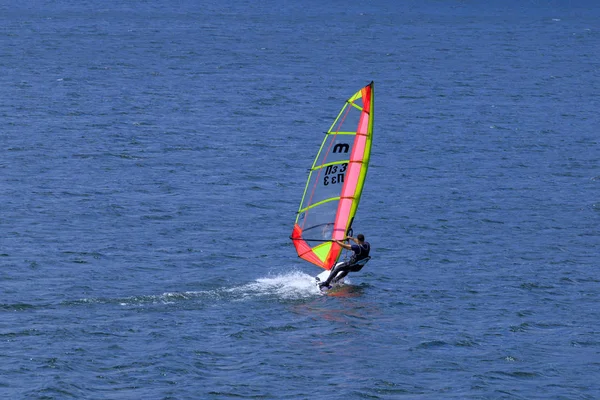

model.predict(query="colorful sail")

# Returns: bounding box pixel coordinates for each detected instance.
[291,82,374,270]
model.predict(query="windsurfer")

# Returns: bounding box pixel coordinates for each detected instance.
[318,234,371,289]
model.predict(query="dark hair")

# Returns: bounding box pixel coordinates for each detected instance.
[357,234,365,242]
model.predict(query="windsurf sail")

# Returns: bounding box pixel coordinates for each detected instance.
[291,82,374,270]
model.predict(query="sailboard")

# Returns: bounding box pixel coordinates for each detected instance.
[290,81,374,282]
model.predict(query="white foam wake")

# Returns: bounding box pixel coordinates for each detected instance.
[226,271,321,300]
[72,271,324,307]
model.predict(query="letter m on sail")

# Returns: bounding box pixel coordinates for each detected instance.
[333,143,350,153]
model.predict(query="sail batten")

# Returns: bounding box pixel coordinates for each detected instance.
[291,82,374,270]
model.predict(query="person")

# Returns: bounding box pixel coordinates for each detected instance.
[318,234,371,289]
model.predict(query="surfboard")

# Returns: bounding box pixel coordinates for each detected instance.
[315,263,346,291]
[290,82,374,282]
[315,256,372,291]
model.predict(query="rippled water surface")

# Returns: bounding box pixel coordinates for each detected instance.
[1,1,599,398]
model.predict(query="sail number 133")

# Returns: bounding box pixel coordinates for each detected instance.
[323,163,347,186]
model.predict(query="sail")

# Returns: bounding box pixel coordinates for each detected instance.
[291,82,374,270]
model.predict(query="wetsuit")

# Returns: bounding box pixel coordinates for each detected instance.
[321,242,370,287]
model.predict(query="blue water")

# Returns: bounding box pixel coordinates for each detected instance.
[2,1,599,398]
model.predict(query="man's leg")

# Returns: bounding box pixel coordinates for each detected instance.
[331,269,350,284]
[321,262,350,286]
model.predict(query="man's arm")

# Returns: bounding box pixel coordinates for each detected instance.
[334,236,355,250]
[346,236,359,245]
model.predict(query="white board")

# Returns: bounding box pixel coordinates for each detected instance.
[315,262,346,290]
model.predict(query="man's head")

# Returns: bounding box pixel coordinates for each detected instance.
[357,234,365,243]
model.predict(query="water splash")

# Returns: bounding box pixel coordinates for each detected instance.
[226,271,321,300]
[66,271,323,307]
